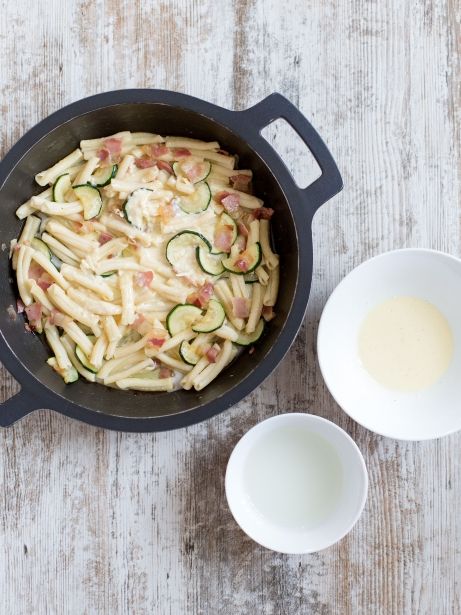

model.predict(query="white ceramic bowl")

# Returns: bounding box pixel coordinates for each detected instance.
[225,413,368,554]
[318,248,461,440]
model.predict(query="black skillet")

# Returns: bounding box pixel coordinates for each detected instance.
[0,90,342,431]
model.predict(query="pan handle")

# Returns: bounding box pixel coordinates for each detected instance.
[241,93,343,214]
[0,387,39,427]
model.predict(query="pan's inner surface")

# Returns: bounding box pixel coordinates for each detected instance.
[0,103,299,418]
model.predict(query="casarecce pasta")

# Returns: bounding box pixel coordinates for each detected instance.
[11,132,279,392]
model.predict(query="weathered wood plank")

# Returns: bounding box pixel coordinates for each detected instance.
[0,0,460,613]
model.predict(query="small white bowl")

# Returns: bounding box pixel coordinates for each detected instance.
[225,413,368,554]
[318,248,461,441]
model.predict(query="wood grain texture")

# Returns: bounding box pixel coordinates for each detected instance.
[0,1,460,613]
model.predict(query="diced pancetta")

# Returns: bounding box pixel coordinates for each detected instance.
[214,225,234,253]
[156,160,174,174]
[135,157,156,169]
[232,297,250,318]
[254,207,274,220]
[230,174,251,193]
[135,271,154,287]
[98,232,113,245]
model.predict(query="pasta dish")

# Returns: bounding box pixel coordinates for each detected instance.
[11,131,279,392]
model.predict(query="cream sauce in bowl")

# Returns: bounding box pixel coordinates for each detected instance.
[358,296,454,391]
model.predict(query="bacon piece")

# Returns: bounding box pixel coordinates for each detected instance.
[199,281,214,303]
[232,297,250,318]
[135,157,156,169]
[173,148,191,158]
[221,193,240,215]
[206,344,220,363]
[217,149,230,156]
[97,137,122,165]
[97,148,110,162]
[156,160,174,174]
[254,207,274,220]
[135,271,154,288]
[187,281,214,309]
[37,279,52,291]
[16,299,25,314]
[25,302,42,329]
[150,144,169,157]
[28,261,45,281]
[237,221,249,238]
[187,294,204,309]
[230,174,251,193]
[147,328,167,348]
[98,231,113,246]
[29,262,53,290]
[235,258,249,272]
[215,191,230,203]
[104,138,122,155]
[159,366,173,378]
[214,225,234,253]
[200,281,214,303]
[262,305,275,321]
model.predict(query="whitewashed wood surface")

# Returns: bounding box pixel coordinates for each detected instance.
[0,1,460,613]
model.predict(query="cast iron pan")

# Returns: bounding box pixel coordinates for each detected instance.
[0,90,342,431]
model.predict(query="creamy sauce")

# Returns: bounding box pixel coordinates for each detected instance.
[244,427,343,530]
[358,296,454,391]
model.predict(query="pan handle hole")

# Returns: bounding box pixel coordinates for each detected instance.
[261,119,321,189]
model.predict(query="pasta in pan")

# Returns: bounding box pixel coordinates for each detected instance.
[11,131,279,392]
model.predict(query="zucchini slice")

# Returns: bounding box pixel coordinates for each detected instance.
[166,304,203,336]
[31,237,51,259]
[179,340,199,366]
[196,246,225,276]
[178,181,211,214]
[123,188,155,231]
[75,338,98,373]
[166,230,211,268]
[52,173,72,202]
[235,319,265,346]
[244,272,259,284]
[211,213,238,254]
[90,164,118,187]
[34,236,62,270]
[222,243,262,274]
[73,184,102,220]
[173,160,211,184]
[192,299,225,333]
